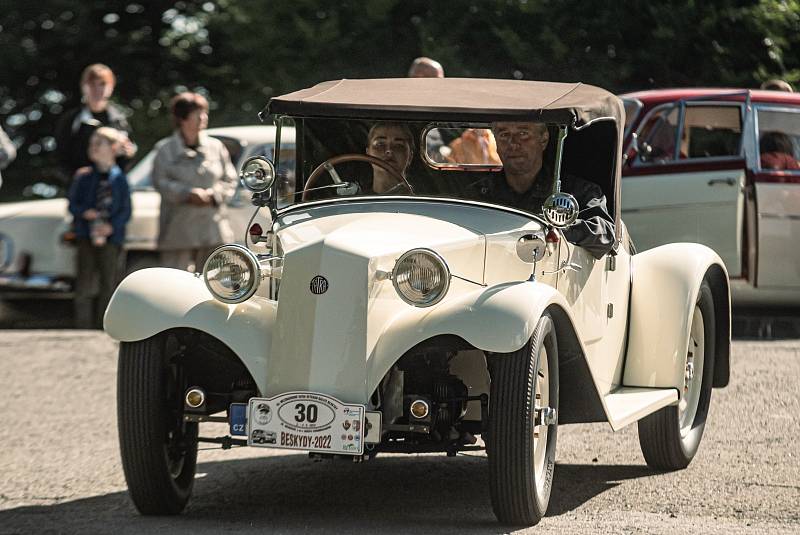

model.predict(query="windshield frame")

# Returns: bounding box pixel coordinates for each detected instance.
[271,114,575,218]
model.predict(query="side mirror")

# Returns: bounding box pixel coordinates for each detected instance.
[542,192,579,228]
[516,232,547,263]
[240,156,276,193]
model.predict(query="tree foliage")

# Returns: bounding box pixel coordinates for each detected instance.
[1,0,798,200]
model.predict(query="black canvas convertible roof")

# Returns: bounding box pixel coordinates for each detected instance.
[266,78,623,129]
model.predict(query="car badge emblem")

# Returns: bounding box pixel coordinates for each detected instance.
[310,275,329,295]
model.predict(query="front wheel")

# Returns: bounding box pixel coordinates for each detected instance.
[638,280,716,470]
[117,332,198,514]
[487,314,559,526]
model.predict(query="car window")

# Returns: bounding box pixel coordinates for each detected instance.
[634,105,680,164]
[634,104,742,166]
[622,98,642,137]
[423,126,502,167]
[683,105,741,158]
[216,136,245,164]
[756,107,800,171]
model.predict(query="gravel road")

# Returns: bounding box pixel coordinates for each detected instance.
[0,331,798,534]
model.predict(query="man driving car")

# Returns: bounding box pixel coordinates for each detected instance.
[490,121,616,259]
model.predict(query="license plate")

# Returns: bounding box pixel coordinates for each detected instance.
[247,392,365,455]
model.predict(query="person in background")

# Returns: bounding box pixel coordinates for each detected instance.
[152,92,237,272]
[759,131,800,170]
[55,63,136,185]
[67,127,132,329]
[446,128,502,165]
[408,57,446,162]
[0,125,16,190]
[408,57,445,78]
[760,79,794,92]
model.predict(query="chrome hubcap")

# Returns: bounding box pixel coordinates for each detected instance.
[679,304,705,437]
[532,345,555,493]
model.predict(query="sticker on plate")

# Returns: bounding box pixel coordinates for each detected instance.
[247,392,365,455]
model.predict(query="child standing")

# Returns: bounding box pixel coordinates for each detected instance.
[68,127,132,329]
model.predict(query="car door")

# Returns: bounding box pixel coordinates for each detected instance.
[750,105,800,289]
[621,101,747,278]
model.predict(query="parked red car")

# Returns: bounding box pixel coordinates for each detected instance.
[619,88,800,307]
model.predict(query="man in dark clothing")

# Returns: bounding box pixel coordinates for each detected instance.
[55,63,136,184]
[491,121,616,259]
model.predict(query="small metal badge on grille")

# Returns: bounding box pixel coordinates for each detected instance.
[542,192,579,228]
[310,275,329,295]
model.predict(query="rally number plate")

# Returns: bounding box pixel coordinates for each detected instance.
[248,392,365,455]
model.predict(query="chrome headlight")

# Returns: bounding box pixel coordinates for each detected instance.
[203,244,261,304]
[240,156,276,193]
[392,249,450,307]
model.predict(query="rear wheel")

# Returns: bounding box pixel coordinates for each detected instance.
[638,281,715,470]
[118,332,198,514]
[487,314,559,526]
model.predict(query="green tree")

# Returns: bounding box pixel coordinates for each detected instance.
[1,0,798,201]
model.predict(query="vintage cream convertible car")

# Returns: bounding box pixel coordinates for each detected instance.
[106,79,731,526]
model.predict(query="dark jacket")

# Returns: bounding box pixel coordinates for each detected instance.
[489,167,616,259]
[67,165,132,245]
[55,103,132,181]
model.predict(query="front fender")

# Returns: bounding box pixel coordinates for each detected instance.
[367,280,581,397]
[104,268,275,395]
[624,243,729,390]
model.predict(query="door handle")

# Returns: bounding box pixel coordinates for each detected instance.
[707,177,736,186]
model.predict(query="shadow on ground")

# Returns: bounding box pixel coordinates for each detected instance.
[0,454,656,534]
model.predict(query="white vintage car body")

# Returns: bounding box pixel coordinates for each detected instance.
[106,79,731,526]
[619,88,800,307]
[0,125,291,300]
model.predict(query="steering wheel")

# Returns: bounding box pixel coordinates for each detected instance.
[301,153,413,201]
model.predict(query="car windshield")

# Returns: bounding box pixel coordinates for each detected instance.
[273,116,565,214]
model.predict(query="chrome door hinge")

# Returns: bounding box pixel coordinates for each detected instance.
[606,255,616,271]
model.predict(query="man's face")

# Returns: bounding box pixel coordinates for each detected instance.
[366,125,412,174]
[493,122,549,176]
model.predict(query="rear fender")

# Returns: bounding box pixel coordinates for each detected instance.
[104,268,275,395]
[624,243,730,390]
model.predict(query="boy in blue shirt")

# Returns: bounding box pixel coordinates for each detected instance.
[68,127,132,328]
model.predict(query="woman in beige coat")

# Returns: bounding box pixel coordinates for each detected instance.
[152,92,237,272]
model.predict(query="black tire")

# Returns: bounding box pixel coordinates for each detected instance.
[488,314,559,526]
[118,332,198,515]
[638,280,716,470]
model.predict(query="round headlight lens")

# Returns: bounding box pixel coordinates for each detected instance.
[203,245,261,303]
[392,249,450,307]
[240,156,276,193]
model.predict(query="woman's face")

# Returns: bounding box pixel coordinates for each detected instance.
[366,125,412,174]
[179,108,209,137]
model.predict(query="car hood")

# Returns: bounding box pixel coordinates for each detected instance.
[277,210,486,283]
[265,209,486,401]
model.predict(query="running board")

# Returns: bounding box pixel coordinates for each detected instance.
[603,387,679,431]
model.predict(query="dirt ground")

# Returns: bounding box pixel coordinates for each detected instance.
[0,331,798,534]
